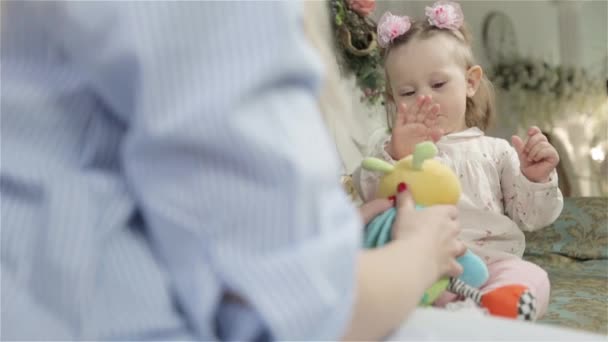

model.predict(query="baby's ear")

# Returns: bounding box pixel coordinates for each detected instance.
[466,65,483,97]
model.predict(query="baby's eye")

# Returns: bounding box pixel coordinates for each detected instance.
[432,82,446,89]
[400,91,416,97]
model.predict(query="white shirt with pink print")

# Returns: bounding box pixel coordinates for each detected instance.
[358,127,564,263]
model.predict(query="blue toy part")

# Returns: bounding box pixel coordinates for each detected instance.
[456,249,489,288]
[364,205,426,248]
[364,207,396,248]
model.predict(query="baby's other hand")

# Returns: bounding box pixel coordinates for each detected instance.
[511,126,560,183]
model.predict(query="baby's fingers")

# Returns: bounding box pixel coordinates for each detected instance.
[528,141,550,161]
[396,103,408,126]
[414,95,429,119]
[416,96,434,122]
[423,104,440,126]
[511,135,526,160]
[524,133,548,154]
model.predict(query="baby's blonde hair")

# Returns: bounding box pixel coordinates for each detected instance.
[382,20,495,131]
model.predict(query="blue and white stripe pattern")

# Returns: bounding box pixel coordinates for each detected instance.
[1,2,362,340]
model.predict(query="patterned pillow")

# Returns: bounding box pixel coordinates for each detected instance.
[525,197,608,260]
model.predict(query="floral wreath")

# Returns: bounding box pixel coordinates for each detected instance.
[330,0,384,105]
[489,57,607,128]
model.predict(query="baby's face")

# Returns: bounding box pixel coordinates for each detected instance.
[385,35,469,134]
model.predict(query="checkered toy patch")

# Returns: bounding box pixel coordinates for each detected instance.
[517,290,537,321]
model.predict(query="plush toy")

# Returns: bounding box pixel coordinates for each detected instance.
[362,141,537,321]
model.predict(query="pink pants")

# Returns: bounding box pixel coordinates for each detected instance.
[435,258,551,319]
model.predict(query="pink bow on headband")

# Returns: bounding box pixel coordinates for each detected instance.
[377,12,411,48]
[425,1,464,31]
[377,1,464,48]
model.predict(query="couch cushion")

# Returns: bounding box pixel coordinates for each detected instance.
[525,197,608,260]
[525,254,608,335]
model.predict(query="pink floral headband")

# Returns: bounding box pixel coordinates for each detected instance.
[377,1,464,48]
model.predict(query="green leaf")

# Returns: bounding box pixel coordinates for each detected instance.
[335,15,343,26]
[362,158,394,173]
[412,142,438,170]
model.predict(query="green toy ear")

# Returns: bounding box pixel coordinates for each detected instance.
[412,141,438,170]
[362,158,395,173]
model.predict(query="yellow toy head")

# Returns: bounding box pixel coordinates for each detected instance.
[362,142,461,206]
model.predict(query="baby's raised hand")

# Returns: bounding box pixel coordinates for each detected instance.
[388,95,443,160]
[511,126,560,183]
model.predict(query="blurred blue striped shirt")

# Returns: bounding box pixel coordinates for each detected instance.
[1,2,362,340]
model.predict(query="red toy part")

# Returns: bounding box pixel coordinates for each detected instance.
[481,284,534,320]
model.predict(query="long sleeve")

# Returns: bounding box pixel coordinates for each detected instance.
[499,141,564,232]
[356,130,394,202]
[54,2,361,340]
